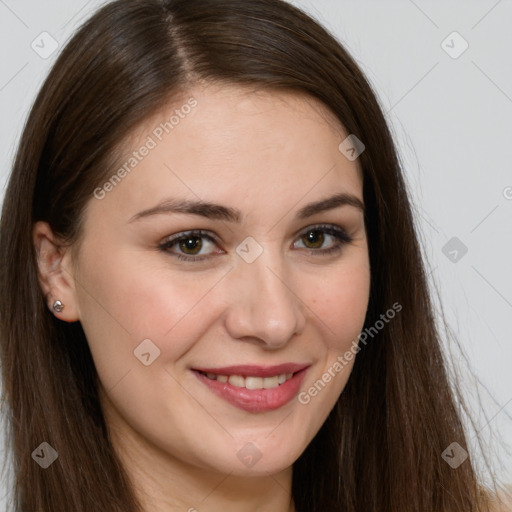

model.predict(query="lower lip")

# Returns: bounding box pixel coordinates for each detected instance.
[193,369,308,413]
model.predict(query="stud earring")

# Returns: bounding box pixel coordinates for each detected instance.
[52,300,64,313]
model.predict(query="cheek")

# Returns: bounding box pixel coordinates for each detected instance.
[310,259,371,348]
[297,258,370,408]
[74,245,230,375]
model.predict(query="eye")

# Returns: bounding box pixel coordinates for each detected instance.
[159,224,353,262]
[159,230,221,262]
[292,224,353,255]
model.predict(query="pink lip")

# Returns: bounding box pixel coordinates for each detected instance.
[191,364,309,413]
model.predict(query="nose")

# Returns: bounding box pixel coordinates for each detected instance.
[223,248,307,349]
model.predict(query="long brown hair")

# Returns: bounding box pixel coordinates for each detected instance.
[0,0,506,510]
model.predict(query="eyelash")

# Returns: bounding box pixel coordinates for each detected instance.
[158,224,354,263]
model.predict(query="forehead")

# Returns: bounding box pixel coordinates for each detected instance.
[87,83,364,225]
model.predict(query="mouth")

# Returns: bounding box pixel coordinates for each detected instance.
[197,371,294,389]
[191,363,309,413]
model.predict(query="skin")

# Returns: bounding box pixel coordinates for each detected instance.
[33,83,371,512]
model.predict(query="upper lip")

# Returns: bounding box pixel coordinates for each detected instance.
[192,363,310,377]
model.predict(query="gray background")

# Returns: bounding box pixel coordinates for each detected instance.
[1,0,511,506]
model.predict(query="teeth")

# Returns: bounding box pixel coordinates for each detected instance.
[228,375,245,388]
[245,376,263,390]
[202,372,294,389]
[263,376,279,389]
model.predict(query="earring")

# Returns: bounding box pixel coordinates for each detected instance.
[52,300,64,313]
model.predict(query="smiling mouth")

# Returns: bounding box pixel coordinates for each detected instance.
[191,364,309,413]
[197,370,295,390]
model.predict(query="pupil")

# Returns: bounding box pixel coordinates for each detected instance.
[180,236,202,254]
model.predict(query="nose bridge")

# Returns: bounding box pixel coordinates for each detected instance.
[224,244,306,347]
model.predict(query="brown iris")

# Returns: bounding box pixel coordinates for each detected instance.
[301,229,324,249]
[179,236,202,255]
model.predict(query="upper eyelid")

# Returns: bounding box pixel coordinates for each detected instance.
[161,229,219,245]
[162,223,348,244]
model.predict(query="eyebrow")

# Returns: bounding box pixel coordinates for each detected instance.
[128,192,365,224]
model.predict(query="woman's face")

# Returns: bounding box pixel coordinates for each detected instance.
[69,84,370,477]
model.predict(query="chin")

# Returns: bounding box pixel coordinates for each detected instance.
[214,433,308,477]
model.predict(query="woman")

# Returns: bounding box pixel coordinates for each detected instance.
[0,0,510,510]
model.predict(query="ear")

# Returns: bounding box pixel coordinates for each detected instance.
[32,221,80,322]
